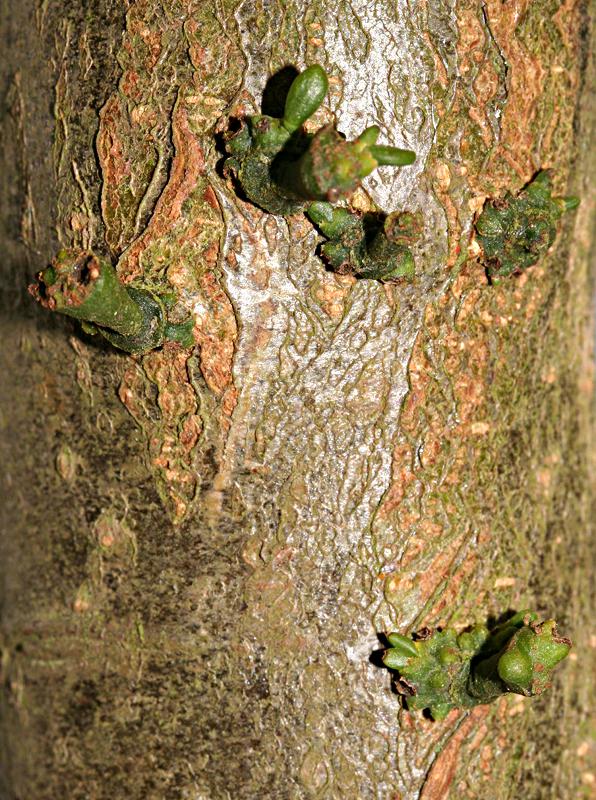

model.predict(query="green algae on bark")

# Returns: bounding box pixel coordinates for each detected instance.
[29,250,194,354]
[475,171,579,279]
[224,65,416,216]
[307,202,422,281]
[383,611,571,720]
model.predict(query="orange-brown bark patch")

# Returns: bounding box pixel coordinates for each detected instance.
[432,163,461,269]
[193,271,238,397]
[118,364,152,423]
[483,0,546,182]
[312,273,355,320]
[553,0,580,54]
[428,547,479,618]
[97,96,129,189]
[416,535,462,599]
[143,345,196,420]
[117,345,202,525]
[420,707,490,800]
[118,103,206,282]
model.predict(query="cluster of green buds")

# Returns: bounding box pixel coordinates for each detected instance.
[224,65,416,217]
[475,171,579,279]
[382,610,571,721]
[306,203,422,281]
[29,250,194,354]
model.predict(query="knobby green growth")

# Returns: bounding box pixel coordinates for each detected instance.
[307,202,422,282]
[29,250,194,354]
[475,170,579,279]
[224,65,416,216]
[382,610,571,721]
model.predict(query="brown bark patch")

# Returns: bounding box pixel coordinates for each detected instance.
[312,273,355,320]
[483,0,544,180]
[420,707,490,799]
[119,345,203,524]
[117,102,206,282]
[193,272,238,397]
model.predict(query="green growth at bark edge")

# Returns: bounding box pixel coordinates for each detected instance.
[382,610,571,721]
[223,64,416,216]
[476,171,579,280]
[28,250,194,354]
[307,203,422,281]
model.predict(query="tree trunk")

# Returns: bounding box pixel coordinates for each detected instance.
[1,1,593,798]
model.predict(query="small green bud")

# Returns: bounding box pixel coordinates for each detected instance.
[309,204,357,239]
[534,622,572,669]
[307,204,421,282]
[368,144,416,167]
[383,649,411,670]
[307,200,335,226]
[455,626,488,655]
[282,65,329,133]
[497,619,571,695]
[497,649,534,691]
[386,632,419,656]
[356,126,381,148]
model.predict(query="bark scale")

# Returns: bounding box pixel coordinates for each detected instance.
[0,1,594,799]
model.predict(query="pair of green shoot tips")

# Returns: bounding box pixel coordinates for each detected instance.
[224,65,416,215]
[282,65,416,168]
[278,65,416,203]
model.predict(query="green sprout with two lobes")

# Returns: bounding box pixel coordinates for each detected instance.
[29,250,194,354]
[383,610,571,721]
[225,64,419,282]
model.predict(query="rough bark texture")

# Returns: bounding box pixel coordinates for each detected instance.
[1,1,594,799]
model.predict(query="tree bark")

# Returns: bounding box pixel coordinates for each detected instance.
[1,1,593,799]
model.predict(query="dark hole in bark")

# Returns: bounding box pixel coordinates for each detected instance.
[260,64,299,117]
[72,254,98,286]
